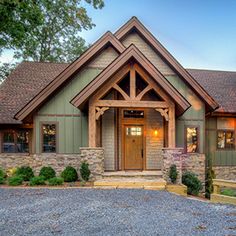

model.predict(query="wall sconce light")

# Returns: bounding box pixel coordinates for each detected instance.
[154,129,158,136]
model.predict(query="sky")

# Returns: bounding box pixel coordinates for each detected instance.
[1,0,236,71]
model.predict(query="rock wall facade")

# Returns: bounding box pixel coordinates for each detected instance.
[0,147,104,181]
[213,166,236,181]
[162,148,206,188]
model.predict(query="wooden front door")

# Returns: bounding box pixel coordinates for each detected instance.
[124,125,143,170]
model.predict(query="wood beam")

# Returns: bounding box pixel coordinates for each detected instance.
[135,84,152,101]
[88,102,96,147]
[130,64,136,99]
[155,108,169,121]
[113,84,130,101]
[168,104,175,148]
[95,107,109,120]
[94,100,169,108]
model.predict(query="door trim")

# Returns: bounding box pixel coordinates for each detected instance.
[121,123,146,171]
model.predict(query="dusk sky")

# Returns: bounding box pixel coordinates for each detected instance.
[2,0,236,71]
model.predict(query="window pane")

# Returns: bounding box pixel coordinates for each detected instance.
[217,131,225,149]
[186,127,198,153]
[126,127,142,136]
[3,132,16,153]
[123,110,144,118]
[17,131,29,152]
[225,131,234,149]
[42,124,56,153]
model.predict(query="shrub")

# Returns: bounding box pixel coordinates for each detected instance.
[182,171,203,196]
[30,176,46,186]
[169,164,178,184]
[80,162,91,181]
[0,176,5,184]
[48,177,64,186]
[16,166,34,181]
[61,166,78,182]
[8,176,23,186]
[0,168,6,178]
[39,166,56,180]
[205,158,215,199]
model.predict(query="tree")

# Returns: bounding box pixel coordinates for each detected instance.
[0,0,104,62]
[0,0,43,54]
[0,63,17,83]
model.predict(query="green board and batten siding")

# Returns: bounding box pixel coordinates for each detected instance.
[206,117,236,166]
[34,68,101,154]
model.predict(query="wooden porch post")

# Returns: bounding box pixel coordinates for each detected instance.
[88,101,96,147]
[168,104,175,148]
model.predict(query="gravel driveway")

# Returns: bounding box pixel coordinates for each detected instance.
[0,188,235,236]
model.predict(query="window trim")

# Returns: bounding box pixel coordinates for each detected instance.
[216,129,235,151]
[40,122,59,154]
[185,125,200,154]
[1,129,30,154]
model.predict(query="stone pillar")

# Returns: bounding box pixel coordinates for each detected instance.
[162,148,184,184]
[80,147,104,180]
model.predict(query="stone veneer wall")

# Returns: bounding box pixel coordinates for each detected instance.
[0,147,104,181]
[162,148,183,184]
[182,153,206,188]
[213,166,236,181]
[162,148,206,188]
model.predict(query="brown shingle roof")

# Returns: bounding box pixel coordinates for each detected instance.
[187,69,236,113]
[0,61,69,124]
[0,61,236,124]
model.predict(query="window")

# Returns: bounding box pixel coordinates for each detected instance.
[2,130,29,153]
[126,127,142,136]
[123,110,144,118]
[186,127,198,153]
[217,130,235,149]
[42,124,56,153]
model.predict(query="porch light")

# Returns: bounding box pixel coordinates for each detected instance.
[154,129,158,136]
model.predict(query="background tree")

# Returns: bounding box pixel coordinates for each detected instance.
[0,0,104,62]
[0,0,104,83]
[0,63,18,83]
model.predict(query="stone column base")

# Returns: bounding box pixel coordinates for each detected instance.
[162,148,183,184]
[80,147,104,181]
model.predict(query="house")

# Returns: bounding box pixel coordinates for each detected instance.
[0,17,235,184]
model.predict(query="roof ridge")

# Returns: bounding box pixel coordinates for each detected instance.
[22,61,70,65]
[186,68,236,73]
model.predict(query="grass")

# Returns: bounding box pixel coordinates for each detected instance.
[221,188,236,197]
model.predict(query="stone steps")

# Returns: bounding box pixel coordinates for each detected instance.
[94,171,166,189]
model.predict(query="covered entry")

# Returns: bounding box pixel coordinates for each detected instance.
[71,45,190,171]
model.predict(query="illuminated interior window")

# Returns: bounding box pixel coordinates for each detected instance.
[3,131,29,153]
[42,124,56,153]
[217,130,234,149]
[123,110,144,118]
[126,127,142,136]
[186,127,198,153]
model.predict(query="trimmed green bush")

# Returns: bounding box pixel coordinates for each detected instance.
[8,176,23,186]
[205,158,215,199]
[169,164,178,184]
[16,166,34,181]
[0,168,6,178]
[48,177,64,186]
[39,166,56,180]
[0,176,5,184]
[30,176,46,186]
[80,162,91,181]
[61,166,78,182]
[182,171,203,196]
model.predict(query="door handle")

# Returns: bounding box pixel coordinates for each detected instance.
[141,149,143,158]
